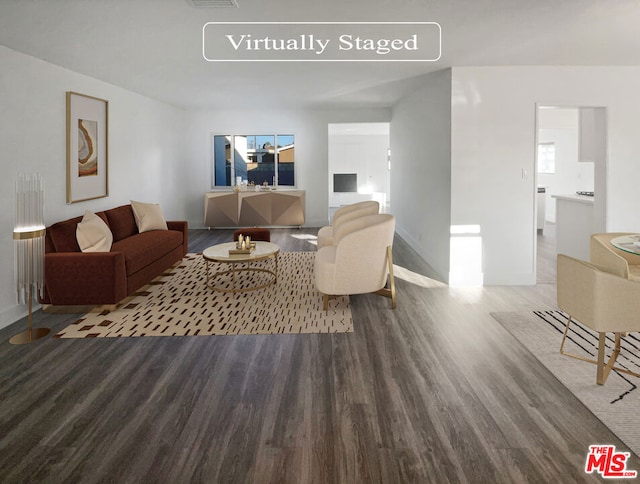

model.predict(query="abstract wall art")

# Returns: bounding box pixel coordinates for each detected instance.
[66,92,108,203]
[78,119,98,177]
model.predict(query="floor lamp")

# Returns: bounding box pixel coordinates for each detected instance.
[10,173,50,345]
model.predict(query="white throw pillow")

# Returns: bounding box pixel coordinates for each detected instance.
[131,200,168,232]
[76,210,113,252]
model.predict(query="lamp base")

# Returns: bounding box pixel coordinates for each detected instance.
[9,327,51,345]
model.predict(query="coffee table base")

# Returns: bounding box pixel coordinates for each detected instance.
[205,258,278,294]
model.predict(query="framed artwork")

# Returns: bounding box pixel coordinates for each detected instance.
[66,91,108,203]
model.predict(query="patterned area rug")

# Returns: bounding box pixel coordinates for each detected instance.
[54,251,352,338]
[492,310,640,457]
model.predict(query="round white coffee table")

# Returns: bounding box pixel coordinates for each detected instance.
[202,241,280,293]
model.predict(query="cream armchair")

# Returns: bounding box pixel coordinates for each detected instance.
[557,254,640,384]
[315,213,396,310]
[317,201,379,249]
[591,233,640,281]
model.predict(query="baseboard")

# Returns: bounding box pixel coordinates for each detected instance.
[41,304,97,314]
[0,302,41,331]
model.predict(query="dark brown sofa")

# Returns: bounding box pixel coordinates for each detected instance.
[40,204,188,306]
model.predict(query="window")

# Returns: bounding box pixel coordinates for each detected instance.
[213,134,295,187]
[537,142,556,174]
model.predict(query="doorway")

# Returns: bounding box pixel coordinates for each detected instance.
[535,105,607,283]
[327,123,391,219]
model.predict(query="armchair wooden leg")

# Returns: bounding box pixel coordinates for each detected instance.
[559,316,573,355]
[596,332,606,385]
[596,332,622,385]
[560,316,634,385]
[323,293,329,311]
[373,246,397,309]
[387,245,396,309]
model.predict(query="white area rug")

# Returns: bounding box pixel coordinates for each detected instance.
[492,310,640,457]
[55,251,352,338]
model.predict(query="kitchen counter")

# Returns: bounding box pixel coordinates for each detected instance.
[551,194,594,204]
[553,194,595,260]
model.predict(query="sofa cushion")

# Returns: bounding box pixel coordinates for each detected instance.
[131,200,168,232]
[105,205,139,242]
[76,210,113,252]
[47,211,110,253]
[48,216,83,252]
[111,230,183,276]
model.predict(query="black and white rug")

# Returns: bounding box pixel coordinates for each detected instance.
[492,310,640,457]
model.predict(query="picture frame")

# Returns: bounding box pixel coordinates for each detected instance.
[66,91,109,203]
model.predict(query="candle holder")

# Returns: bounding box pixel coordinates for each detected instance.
[230,235,256,254]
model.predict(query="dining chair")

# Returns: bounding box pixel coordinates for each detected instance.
[557,253,640,384]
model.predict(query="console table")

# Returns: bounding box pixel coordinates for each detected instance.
[204,190,305,228]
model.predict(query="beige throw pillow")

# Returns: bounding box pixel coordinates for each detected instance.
[76,210,113,252]
[131,200,168,232]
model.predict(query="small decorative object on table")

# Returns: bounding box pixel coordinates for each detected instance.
[229,235,256,254]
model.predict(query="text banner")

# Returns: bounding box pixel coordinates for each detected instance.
[203,22,441,62]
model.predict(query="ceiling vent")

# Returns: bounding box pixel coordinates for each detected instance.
[186,0,238,7]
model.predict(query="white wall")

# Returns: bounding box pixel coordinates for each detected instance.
[328,133,390,208]
[451,66,640,285]
[0,45,184,328]
[391,69,452,282]
[183,108,390,229]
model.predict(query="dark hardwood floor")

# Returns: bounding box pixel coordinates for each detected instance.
[0,227,635,483]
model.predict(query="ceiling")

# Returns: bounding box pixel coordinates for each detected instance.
[1,0,639,110]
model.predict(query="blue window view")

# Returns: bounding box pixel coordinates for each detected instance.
[213,134,295,187]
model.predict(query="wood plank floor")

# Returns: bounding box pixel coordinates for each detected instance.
[536,222,557,284]
[0,228,636,483]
